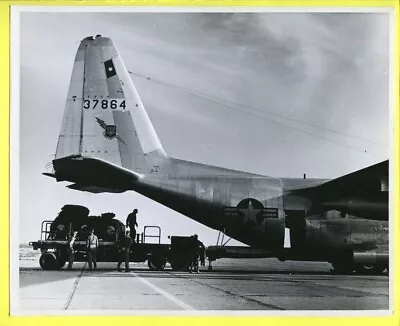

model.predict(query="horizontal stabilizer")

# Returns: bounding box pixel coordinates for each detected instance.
[67,183,127,193]
[51,155,142,191]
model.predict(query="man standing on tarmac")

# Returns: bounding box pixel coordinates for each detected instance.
[86,228,99,271]
[126,209,139,242]
[189,234,205,273]
[117,230,133,272]
[67,231,78,270]
[198,238,206,268]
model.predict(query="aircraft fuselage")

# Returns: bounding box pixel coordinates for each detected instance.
[52,155,388,265]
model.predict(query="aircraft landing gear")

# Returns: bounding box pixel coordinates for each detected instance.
[354,263,386,275]
[331,260,387,275]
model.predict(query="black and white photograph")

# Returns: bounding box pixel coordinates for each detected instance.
[11,7,393,314]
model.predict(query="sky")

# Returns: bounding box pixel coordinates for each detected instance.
[16,10,390,245]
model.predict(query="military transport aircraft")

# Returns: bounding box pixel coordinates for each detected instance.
[44,35,389,274]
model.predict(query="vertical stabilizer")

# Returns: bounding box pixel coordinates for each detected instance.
[55,35,166,174]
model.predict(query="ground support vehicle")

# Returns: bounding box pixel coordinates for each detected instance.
[29,221,199,271]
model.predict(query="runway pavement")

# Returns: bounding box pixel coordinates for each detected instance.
[16,258,390,313]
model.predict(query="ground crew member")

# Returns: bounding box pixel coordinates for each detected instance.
[126,209,139,242]
[117,230,133,272]
[189,234,200,273]
[198,239,206,267]
[67,231,78,270]
[86,228,99,271]
[188,235,206,273]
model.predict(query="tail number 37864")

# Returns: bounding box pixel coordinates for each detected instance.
[83,99,126,110]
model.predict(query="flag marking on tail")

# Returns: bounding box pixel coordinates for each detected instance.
[104,59,117,78]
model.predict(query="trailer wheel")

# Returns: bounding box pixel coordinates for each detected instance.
[55,250,67,270]
[55,256,67,270]
[39,252,59,271]
[170,255,190,271]
[148,253,167,271]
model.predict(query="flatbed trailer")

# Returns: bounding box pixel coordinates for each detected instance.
[29,220,197,271]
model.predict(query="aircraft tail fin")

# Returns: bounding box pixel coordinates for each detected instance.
[54,35,166,175]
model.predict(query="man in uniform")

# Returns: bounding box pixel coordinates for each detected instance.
[67,231,78,270]
[126,209,139,242]
[86,228,99,271]
[198,238,206,268]
[117,230,133,272]
[189,234,200,273]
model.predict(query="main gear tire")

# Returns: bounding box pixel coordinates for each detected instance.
[355,263,386,275]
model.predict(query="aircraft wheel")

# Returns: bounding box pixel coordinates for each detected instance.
[170,256,190,271]
[374,264,386,275]
[355,263,386,275]
[39,252,59,271]
[147,253,167,271]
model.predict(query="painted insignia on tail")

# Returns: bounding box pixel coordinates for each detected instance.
[96,117,126,145]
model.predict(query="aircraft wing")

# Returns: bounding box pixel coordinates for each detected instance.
[44,155,142,192]
[290,160,389,220]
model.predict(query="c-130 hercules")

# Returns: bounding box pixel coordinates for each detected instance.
[44,35,389,274]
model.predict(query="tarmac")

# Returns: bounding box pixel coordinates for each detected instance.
[16,256,390,314]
